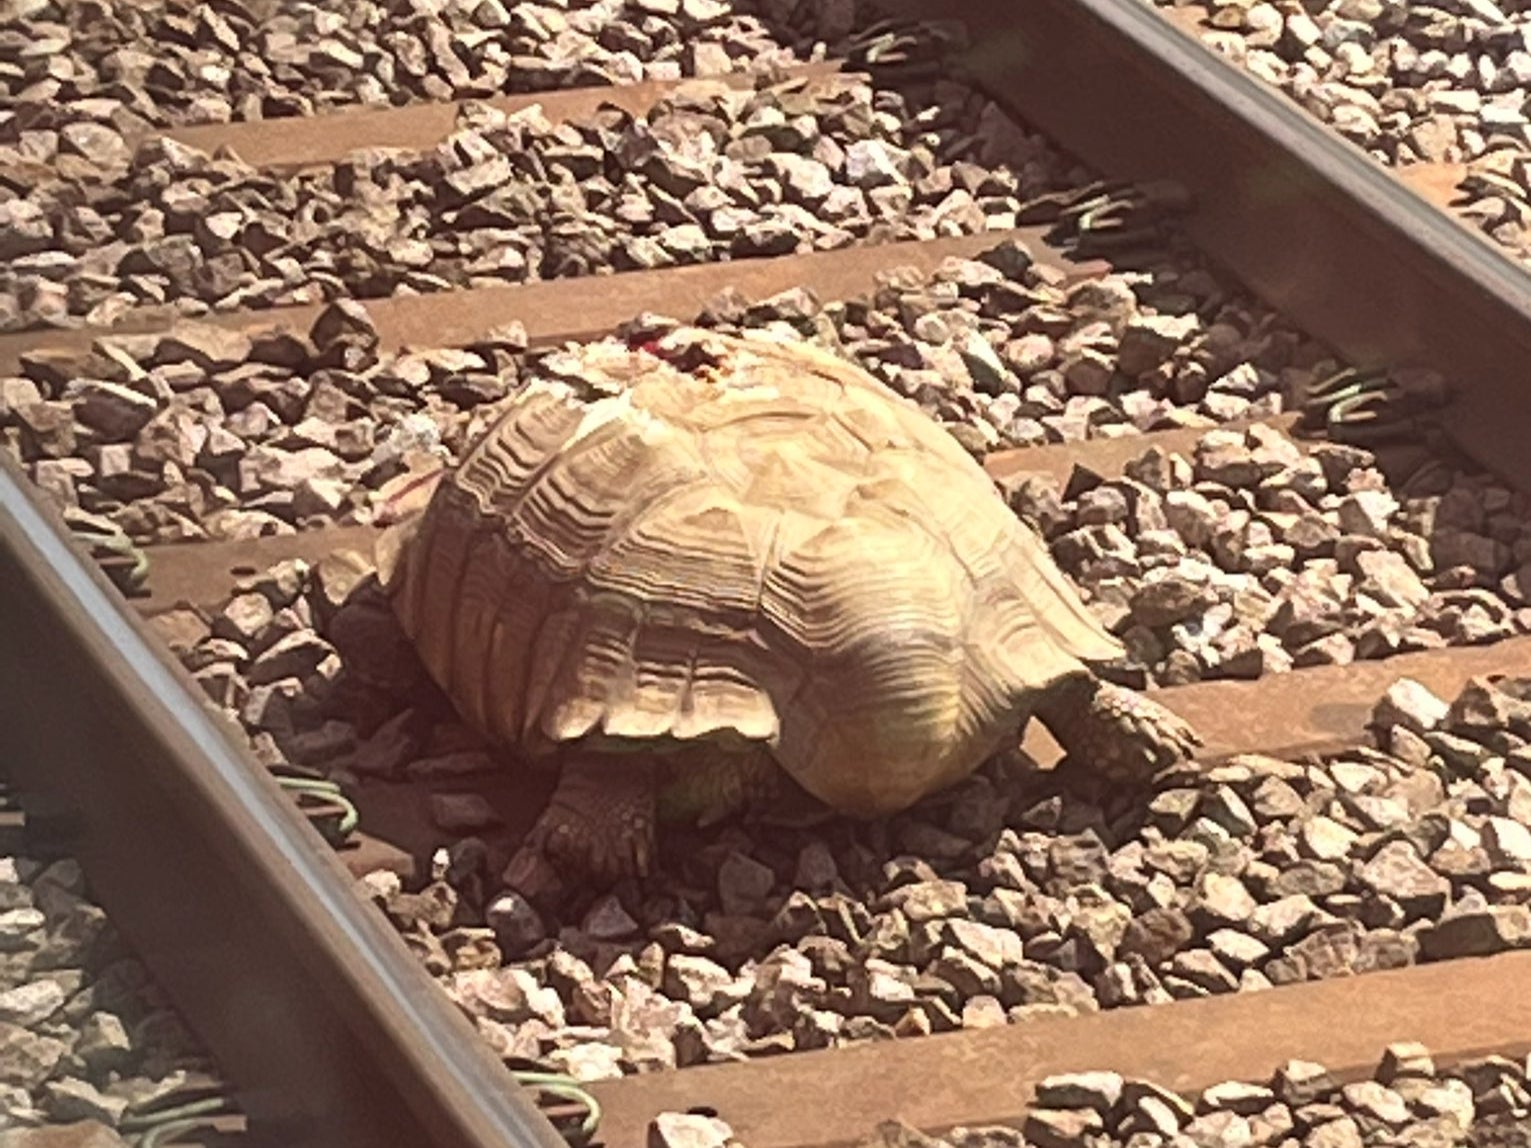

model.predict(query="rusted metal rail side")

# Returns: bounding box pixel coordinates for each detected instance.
[874,0,1531,493]
[0,451,564,1148]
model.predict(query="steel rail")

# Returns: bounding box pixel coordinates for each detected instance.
[872,0,1531,494]
[0,449,565,1148]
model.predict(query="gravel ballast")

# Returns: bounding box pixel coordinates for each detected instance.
[0,0,831,133]
[0,833,233,1142]
[1010,420,1531,687]
[1155,0,1531,167]
[2,74,1086,333]
[14,0,1531,1133]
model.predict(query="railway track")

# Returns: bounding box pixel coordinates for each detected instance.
[8,0,1531,1145]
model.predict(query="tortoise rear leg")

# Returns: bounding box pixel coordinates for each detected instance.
[502,756,658,903]
[1034,675,1200,784]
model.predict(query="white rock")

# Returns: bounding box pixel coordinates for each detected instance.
[1372,678,1450,735]
[649,1111,736,1148]
[1485,816,1531,862]
[0,979,66,1026]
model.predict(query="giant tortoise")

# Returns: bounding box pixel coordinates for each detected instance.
[376,327,1200,895]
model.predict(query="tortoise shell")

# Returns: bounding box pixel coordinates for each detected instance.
[379,328,1121,817]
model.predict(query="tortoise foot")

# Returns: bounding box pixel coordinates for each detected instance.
[501,756,657,902]
[1042,678,1201,784]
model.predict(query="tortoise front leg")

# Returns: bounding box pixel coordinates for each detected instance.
[502,755,658,903]
[1033,675,1200,784]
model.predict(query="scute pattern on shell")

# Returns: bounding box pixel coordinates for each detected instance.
[382,330,1123,818]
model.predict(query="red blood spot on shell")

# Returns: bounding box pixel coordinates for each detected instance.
[626,333,718,374]
[377,467,445,524]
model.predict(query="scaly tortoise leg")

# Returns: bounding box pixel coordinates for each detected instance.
[502,755,658,904]
[1033,676,1201,785]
